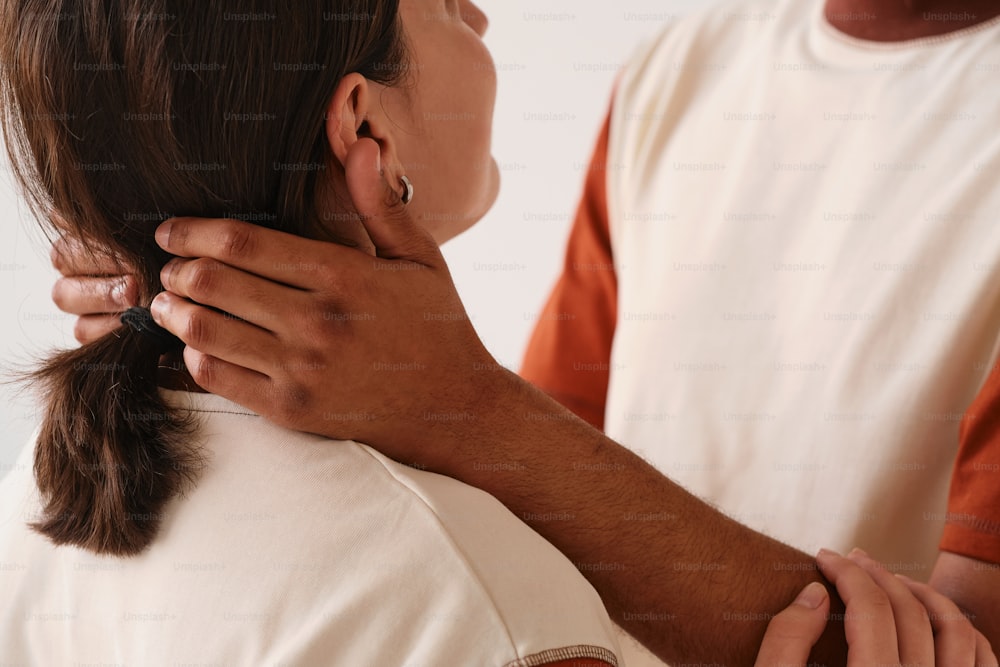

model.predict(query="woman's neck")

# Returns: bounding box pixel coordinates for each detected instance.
[825,0,1000,40]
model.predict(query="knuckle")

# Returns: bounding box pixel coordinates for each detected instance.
[313,260,338,287]
[272,382,308,425]
[293,348,328,378]
[182,308,214,348]
[312,300,351,336]
[185,259,221,301]
[187,353,216,389]
[218,222,255,261]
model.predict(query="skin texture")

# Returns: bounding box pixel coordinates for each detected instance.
[46,0,1000,664]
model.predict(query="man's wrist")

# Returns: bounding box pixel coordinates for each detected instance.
[424,365,538,476]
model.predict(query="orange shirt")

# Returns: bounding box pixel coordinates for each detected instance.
[521,111,616,432]
[940,364,1000,564]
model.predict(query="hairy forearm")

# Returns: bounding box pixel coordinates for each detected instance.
[417,370,848,666]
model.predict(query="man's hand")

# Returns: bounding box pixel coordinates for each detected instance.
[46,137,999,667]
[50,137,506,456]
[147,138,504,455]
[755,549,998,667]
[49,236,136,343]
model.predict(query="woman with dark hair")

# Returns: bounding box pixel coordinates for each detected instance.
[0,1,623,664]
[0,0,988,666]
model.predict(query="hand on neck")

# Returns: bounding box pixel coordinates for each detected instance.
[157,352,210,394]
[824,0,1000,41]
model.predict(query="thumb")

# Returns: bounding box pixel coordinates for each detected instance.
[753,582,830,667]
[344,138,441,266]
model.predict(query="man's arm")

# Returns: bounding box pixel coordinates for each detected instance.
[422,368,849,666]
[931,359,1000,651]
[136,140,850,666]
[930,552,1000,650]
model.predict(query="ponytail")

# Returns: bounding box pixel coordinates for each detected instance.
[0,0,409,556]
[28,329,200,556]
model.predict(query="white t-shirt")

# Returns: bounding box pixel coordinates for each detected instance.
[599,4,1000,665]
[0,391,621,666]
[607,0,1000,571]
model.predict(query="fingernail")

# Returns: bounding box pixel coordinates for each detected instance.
[150,292,169,322]
[111,280,127,307]
[794,582,828,609]
[817,548,840,560]
[847,547,870,560]
[156,221,173,249]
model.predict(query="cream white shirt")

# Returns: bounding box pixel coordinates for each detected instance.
[0,391,621,666]
[604,2,1000,664]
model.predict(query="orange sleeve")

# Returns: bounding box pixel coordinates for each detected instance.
[519,109,617,432]
[939,362,1000,564]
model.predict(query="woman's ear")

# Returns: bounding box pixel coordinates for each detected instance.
[324,73,402,177]
[325,73,370,165]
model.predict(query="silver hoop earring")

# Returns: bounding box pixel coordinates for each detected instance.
[400,175,414,206]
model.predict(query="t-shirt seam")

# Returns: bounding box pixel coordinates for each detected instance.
[178,408,260,417]
[940,524,1000,562]
[353,444,528,661]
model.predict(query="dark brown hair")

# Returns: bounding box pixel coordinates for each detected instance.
[0,0,407,555]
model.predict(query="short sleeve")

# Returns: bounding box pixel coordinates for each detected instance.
[939,361,1000,563]
[535,660,614,667]
[519,107,617,431]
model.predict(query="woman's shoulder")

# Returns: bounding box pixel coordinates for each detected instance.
[174,402,623,664]
[354,444,622,662]
[1,394,622,665]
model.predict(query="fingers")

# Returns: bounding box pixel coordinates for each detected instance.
[154,217,363,290]
[900,576,990,667]
[159,258,298,333]
[816,549,901,666]
[846,549,935,666]
[50,237,136,344]
[344,137,443,266]
[181,347,275,413]
[975,630,1000,667]
[51,275,136,316]
[73,314,123,345]
[753,582,830,667]
[151,292,280,376]
[50,235,124,276]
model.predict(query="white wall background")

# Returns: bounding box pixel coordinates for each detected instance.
[0,0,712,472]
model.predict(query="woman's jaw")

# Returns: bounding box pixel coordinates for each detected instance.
[315,0,500,246]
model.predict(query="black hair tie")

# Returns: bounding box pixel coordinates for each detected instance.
[120,307,182,350]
